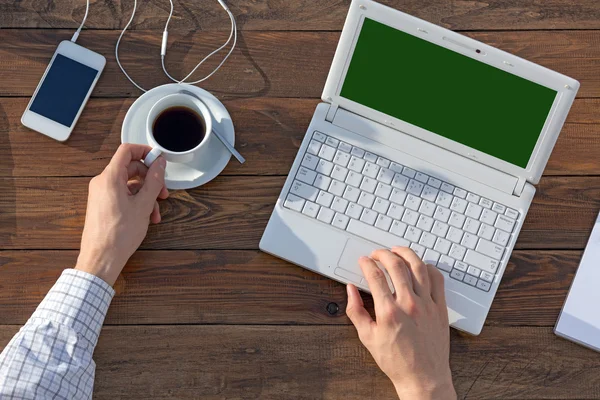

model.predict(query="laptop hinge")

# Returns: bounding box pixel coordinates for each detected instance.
[513,176,526,197]
[325,103,339,123]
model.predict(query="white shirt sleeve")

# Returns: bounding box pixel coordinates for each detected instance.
[0,269,115,399]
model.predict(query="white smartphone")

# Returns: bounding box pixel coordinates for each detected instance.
[21,40,106,142]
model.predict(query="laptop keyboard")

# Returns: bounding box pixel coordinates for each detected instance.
[283,131,521,292]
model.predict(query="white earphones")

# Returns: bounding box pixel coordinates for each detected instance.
[115,0,237,92]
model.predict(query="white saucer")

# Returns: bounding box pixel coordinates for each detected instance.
[121,83,234,190]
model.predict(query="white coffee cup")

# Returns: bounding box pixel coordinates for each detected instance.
[143,93,213,167]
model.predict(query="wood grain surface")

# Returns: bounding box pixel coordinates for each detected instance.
[0,176,598,250]
[1,97,599,177]
[2,0,600,31]
[1,30,598,98]
[0,324,599,399]
[2,0,600,398]
[0,250,579,327]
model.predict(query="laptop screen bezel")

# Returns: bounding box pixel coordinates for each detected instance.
[322,0,579,185]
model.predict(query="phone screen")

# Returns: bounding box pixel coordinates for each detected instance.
[29,54,99,127]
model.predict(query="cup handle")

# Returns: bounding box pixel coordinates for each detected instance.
[143,147,163,167]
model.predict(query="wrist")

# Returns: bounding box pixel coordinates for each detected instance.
[75,249,124,286]
[394,377,456,400]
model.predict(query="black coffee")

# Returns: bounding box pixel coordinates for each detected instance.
[153,106,205,152]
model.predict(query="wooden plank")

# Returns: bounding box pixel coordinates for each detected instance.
[0,324,599,399]
[0,176,597,250]
[0,30,598,98]
[2,0,600,31]
[0,250,578,327]
[1,98,598,177]
[0,97,314,177]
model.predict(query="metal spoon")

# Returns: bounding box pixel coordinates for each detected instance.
[179,89,245,164]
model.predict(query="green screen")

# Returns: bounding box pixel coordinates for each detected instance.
[340,18,557,168]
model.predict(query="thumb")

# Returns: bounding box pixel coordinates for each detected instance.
[346,284,374,341]
[139,156,166,208]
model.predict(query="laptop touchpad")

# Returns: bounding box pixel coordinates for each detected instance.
[337,239,395,294]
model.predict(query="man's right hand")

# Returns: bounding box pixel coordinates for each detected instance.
[346,247,456,400]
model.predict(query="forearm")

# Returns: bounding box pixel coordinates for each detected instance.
[0,269,114,399]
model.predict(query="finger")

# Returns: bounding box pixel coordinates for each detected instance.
[427,264,447,307]
[127,179,143,195]
[358,256,393,303]
[126,161,148,180]
[138,156,167,209]
[370,249,413,296]
[110,144,153,169]
[158,186,169,200]
[391,247,431,298]
[346,284,374,340]
[150,201,161,224]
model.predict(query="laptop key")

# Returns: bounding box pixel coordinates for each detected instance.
[360,177,377,193]
[318,144,336,161]
[476,279,491,291]
[284,194,305,212]
[316,191,334,208]
[351,147,365,158]
[492,203,506,214]
[495,215,516,233]
[307,140,321,155]
[364,152,378,163]
[313,131,327,142]
[438,255,454,271]
[375,183,393,199]
[316,159,334,176]
[301,201,320,218]
[390,220,408,237]
[402,167,416,179]
[407,179,424,196]
[331,197,348,213]
[492,229,510,246]
[390,162,403,173]
[377,168,395,185]
[387,203,405,219]
[291,180,318,202]
[317,207,335,224]
[301,153,318,169]
[423,249,440,265]
[440,182,454,193]
[391,173,409,190]
[326,137,339,148]
[363,162,380,179]
[505,208,519,220]
[333,150,350,167]
[357,213,375,231]
[463,274,478,286]
[476,239,504,260]
[464,250,499,273]
[332,213,350,230]
[338,141,352,153]
[296,167,316,185]
[480,271,494,282]
[450,269,465,280]
[345,203,363,219]
[375,214,393,231]
[314,174,331,190]
[348,156,365,172]
[428,177,442,189]
[331,165,348,182]
[377,157,391,168]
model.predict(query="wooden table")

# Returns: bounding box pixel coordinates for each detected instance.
[1,0,599,398]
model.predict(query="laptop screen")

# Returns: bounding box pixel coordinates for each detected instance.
[340,18,558,168]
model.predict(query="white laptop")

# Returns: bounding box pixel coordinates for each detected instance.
[260,0,579,335]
